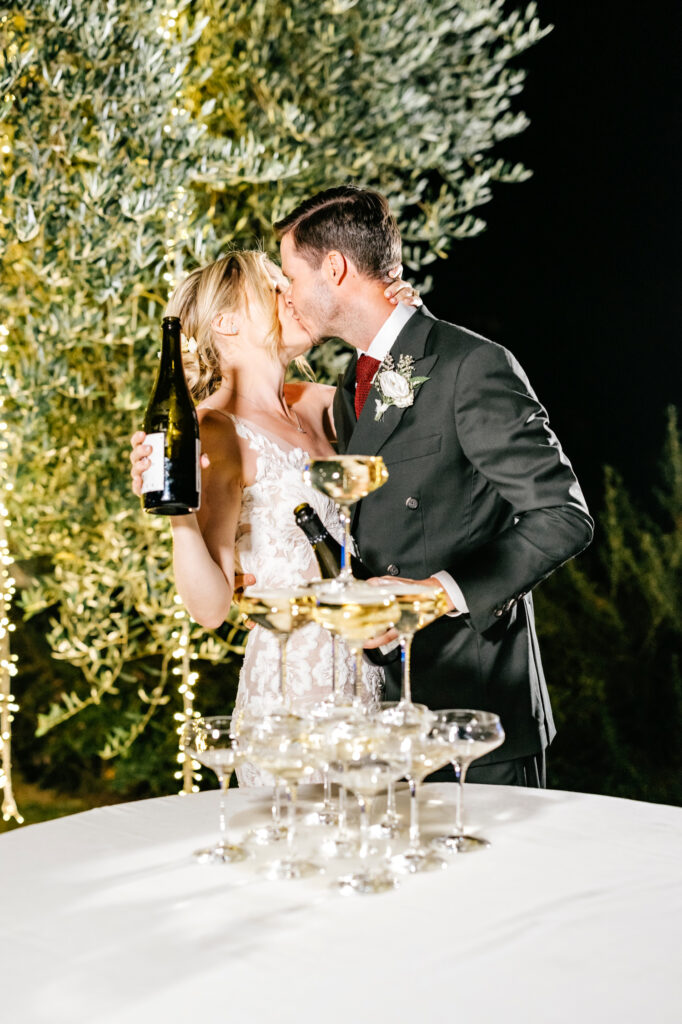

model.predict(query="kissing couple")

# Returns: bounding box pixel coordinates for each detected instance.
[131,185,593,788]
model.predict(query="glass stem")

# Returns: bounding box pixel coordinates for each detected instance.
[271,781,282,826]
[330,634,337,699]
[407,777,419,849]
[277,633,287,705]
[285,782,297,856]
[385,779,397,823]
[353,646,364,703]
[217,772,232,845]
[357,794,370,861]
[338,785,348,838]
[323,769,333,813]
[453,760,464,835]
[339,503,353,581]
[400,633,414,704]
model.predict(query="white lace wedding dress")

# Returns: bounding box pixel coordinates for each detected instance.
[227,414,383,786]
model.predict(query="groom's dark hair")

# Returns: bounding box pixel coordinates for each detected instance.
[274,185,402,281]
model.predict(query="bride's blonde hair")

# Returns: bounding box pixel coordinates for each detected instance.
[166,250,310,402]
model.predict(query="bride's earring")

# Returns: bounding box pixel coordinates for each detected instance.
[227,321,238,335]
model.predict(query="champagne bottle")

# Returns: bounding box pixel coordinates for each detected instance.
[293,503,371,580]
[141,316,201,515]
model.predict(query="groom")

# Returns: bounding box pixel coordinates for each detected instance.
[276,186,593,786]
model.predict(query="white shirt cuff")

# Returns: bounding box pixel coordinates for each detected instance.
[432,571,469,617]
[379,638,401,655]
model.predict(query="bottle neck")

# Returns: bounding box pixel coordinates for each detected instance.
[159,320,183,378]
[294,507,328,545]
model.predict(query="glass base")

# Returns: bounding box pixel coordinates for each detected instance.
[303,807,339,828]
[372,816,401,840]
[335,869,398,895]
[265,857,323,881]
[247,824,288,845]
[431,833,490,854]
[320,834,360,859]
[193,842,249,864]
[392,847,448,874]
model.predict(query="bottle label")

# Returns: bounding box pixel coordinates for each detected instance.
[141,432,165,493]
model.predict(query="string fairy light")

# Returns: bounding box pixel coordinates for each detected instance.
[171,601,201,794]
[164,187,200,794]
[155,4,204,794]
[0,325,22,823]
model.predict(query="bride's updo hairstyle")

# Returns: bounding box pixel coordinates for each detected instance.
[166,250,286,403]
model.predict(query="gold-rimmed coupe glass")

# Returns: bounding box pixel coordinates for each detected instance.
[237,587,315,709]
[311,582,398,705]
[388,582,451,705]
[390,729,451,874]
[328,737,410,895]
[303,456,388,583]
[245,712,323,880]
[182,716,249,864]
[431,709,505,853]
[373,701,434,838]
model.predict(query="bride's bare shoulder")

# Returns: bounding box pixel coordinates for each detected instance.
[196,405,241,458]
[195,405,257,486]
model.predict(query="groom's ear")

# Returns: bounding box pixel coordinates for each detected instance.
[322,250,348,287]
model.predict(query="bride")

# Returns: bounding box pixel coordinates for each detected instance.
[130,250,416,784]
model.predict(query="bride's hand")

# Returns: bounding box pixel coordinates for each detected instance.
[384,265,422,307]
[130,430,210,496]
[130,431,151,496]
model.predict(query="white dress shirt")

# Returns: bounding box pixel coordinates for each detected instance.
[359,304,469,616]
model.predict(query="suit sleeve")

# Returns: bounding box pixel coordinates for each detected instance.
[448,341,594,635]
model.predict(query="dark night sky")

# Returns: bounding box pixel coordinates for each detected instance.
[428,0,681,514]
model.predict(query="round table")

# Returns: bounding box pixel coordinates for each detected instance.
[1,783,680,1023]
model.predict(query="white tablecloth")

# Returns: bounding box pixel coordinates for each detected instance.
[1,783,680,1024]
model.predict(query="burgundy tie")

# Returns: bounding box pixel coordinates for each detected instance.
[354,354,381,418]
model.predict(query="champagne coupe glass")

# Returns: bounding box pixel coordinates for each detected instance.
[305,692,351,829]
[236,588,314,844]
[328,745,409,894]
[182,716,249,864]
[302,578,345,707]
[373,701,434,838]
[303,456,388,583]
[232,708,287,846]
[237,587,315,709]
[245,713,323,880]
[389,582,450,705]
[306,704,372,858]
[312,582,399,704]
[431,710,505,853]
[390,730,451,873]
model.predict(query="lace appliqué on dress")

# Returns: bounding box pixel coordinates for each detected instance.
[227,416,383,786]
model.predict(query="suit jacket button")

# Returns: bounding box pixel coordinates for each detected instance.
[386,564,400,576]
[405,496,419,509]
[494,607,504,617]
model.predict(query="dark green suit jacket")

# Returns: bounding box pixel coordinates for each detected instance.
[333,308,593,764]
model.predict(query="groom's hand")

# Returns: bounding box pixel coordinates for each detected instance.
[362,575,455,648]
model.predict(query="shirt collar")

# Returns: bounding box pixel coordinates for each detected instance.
[365,303,417,363]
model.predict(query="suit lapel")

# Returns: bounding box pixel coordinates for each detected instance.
[333,351,358,454]
[346,307,438,457]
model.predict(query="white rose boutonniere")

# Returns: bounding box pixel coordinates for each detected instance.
[373,354,429,422]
